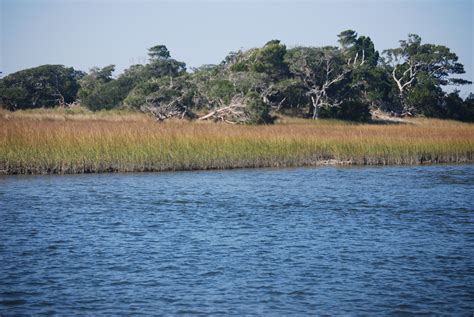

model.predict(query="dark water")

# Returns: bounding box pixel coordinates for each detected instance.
[1,165,473,315]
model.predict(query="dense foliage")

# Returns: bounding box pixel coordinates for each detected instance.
[1,31,472,122]
[0,65,84,110]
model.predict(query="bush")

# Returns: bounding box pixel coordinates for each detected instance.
[123,81,161,109]
[245,92,274,124]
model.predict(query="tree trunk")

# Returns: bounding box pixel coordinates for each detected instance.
[399,92,412,116]
[312,104,319,119]
[399,92,406,113]
[310,94,321,119]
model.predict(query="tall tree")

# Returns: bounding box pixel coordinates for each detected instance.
[286,46,364,119]
[337,30,386,113]
[337,30,358,50]
[338,30,379,67]
[0,65,84,110]
[148,45,171,61]
[78,65,122,110]
[251,40,289,79]
[383,34,471,115]
[146,45,186,81]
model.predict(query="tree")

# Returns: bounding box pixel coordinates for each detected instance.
[123,80,161,109]
[3,36,471,124]
[286,46,360,119]
[0,65,84,110]
[79,45,188,111]
[210,41,294,117]
[383,34,471,115]
[405,72,444,117]
[120,45,189,115]
[461,94,474,122]
[320,100,371,121]
[337,30,389,116]
[338,30,379,67]
[261,78,309,114]
[147,59,186,79]
[228,40,289,80]
[338,29,356,47]
[146,45,186,80]
[148,45,171,61]
[443,91,474,122]
[78,65,121,110]
[251,40,289,79]
[188,64,230,109]
[192,56,271,109]
[198,92,273,124]
[78,64,153,111]
[245,91,274,124]
[126,75,196,120]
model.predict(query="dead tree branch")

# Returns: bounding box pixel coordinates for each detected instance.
[141,96,195,121]
[198,95,250,124]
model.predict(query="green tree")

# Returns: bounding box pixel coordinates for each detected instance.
[262,78,309,115]
[383,34,471,115]
[443,91,474,122]
[228,40,289,80]
[146,45,186,79]
[78,64,152,111]
[405,72,444,117]
[337,30,384,115]
[245,91,274,124]
[337,30,358,50]
[0,65,84,110]
[188,64,227,109]
[120,45,188,113]
[78,65,122,110]
[320,100,371,121]
[461,94,474,122]
[124,75,195,112]
[148,45,171,61]
[286,46,357,119]
[251,40,289,79]
[338,30,379,67]
[123,80,161,109]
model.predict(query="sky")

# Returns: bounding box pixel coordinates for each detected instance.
[1,0,473,96]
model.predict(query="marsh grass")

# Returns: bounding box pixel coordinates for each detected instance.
[1,109,473,174]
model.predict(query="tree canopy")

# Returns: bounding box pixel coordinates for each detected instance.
[0,65,84,110]
[1,33,472,123]
[383,34,471,116]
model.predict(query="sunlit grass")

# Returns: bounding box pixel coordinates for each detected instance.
[1,109,473,174]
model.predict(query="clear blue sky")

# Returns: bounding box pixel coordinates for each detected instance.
[1,0,473,95]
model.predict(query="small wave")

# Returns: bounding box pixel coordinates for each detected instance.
[199,270,222,277]
[0,299,27,306]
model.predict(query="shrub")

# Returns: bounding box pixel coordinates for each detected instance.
[245,92,274,124]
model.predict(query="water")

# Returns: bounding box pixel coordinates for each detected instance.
[1,165,473,315]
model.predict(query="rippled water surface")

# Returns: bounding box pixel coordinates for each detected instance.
[1,165,473,315]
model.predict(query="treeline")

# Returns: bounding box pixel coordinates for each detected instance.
[1,30,473,123]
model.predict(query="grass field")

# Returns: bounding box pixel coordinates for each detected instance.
[1,108,473,174]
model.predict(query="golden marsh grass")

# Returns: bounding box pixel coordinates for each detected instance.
[1,109,473,174]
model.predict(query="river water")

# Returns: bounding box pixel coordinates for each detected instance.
[1,165,473,315]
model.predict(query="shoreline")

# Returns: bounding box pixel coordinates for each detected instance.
[2,158,472,175]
